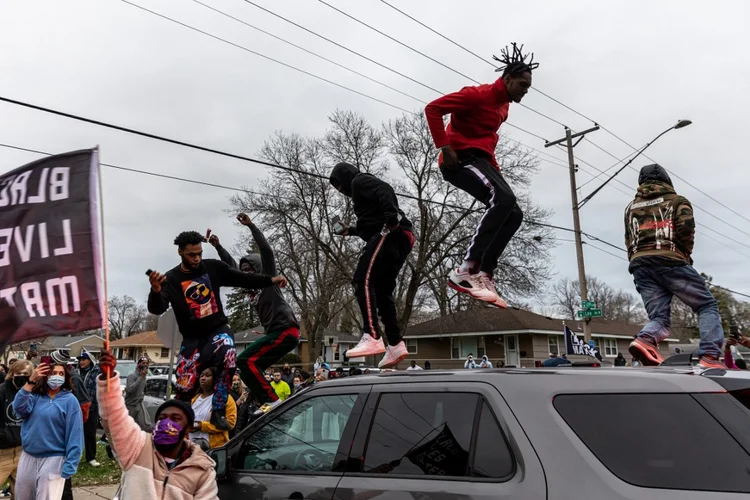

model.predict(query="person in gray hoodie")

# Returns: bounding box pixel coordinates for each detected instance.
[125,356,152,431]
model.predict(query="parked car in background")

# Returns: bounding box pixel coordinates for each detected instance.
[116,360,137,393]
[208,367,750,499]
[143,375,176,422]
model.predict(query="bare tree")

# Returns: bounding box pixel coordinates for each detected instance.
[108,295,149,339]
[550,275,646,324]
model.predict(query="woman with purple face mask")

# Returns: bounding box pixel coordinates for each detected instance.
[96,350,218,500]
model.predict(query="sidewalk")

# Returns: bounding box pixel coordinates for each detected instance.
[72,485,119,500]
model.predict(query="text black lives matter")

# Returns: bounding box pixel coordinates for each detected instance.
[0,149,103,342]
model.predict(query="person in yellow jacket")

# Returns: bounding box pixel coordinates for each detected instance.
[270,370,290,401]
[190,368,236,450]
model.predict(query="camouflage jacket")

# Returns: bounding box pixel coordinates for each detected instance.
[624,181,694,264]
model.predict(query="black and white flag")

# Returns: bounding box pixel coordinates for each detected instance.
[563,325,601,361]
[0,149,104,343]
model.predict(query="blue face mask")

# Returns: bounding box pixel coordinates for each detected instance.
[47,375,65,390]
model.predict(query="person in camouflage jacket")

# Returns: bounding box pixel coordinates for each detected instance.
[625,164,724,369]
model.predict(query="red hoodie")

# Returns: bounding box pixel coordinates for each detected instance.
[424,78,510,169]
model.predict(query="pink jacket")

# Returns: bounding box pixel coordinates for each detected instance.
[97,373,218,500]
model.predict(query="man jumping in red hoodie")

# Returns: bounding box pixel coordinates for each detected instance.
[425,43,538,308]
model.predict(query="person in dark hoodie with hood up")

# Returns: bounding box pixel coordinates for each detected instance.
[76,349,102,467]
[329,162,415,369]
[0,360,33,497]
[625,164,724,369]
[221,213,302,415]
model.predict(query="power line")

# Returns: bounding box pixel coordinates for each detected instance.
[119,0,413,115]
[240,0,549,142]
[190,0,423,104]
[242,0,441,95]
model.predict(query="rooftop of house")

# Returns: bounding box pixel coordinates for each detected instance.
[404,307,655,340]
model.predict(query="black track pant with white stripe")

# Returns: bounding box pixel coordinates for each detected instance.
[352,228,414,346]
[441,153,523,275]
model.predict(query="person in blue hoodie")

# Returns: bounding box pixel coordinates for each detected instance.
[13,362,83,500]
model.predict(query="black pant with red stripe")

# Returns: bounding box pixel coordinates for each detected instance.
[352,228,414,346]
[237,326,300,405]
[441,151,523,275]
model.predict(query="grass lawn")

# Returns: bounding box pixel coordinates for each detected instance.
[71,444,121,487]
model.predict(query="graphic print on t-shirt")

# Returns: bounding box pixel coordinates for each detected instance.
[181,274,219,319]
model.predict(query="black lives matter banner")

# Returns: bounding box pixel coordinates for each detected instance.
[563,325,602,361]
[406,424,469,476]
[0,149,103,343]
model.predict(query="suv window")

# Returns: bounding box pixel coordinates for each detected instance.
[555,394,750,493]
[472,401,514,479]
[238,394,357,473]
[362,392,514,479]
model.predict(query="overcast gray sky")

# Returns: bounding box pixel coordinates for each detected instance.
[1,0,748,309]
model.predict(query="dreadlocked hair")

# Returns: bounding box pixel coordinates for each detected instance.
[493,42,539,76]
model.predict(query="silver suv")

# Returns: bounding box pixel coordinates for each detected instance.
[210,367,750,499]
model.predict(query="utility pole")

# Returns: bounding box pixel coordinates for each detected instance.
[545,125,600,341]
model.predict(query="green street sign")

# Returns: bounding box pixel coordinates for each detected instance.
[581,301,596,309]
[577,309,602,318]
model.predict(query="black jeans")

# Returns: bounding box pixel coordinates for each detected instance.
[352,228,414,345]
[441,154,523,275]
[83,407,99,462]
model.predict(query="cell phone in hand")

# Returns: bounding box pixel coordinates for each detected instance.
[331,215,344,235]
[41,356,52,366]
[145,269,154,276]
[205,228,212,241]
[729,325,741,340]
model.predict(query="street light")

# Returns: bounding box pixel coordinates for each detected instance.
[577,119,692,208]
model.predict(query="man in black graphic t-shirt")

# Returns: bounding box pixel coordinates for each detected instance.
[148,231,287,430]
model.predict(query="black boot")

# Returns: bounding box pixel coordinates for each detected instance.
[210,407,231,431]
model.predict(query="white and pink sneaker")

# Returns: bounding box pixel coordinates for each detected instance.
[346,333,386,358]
[478,274,508,309]
[448,269,499,304]
[379,341,409,369]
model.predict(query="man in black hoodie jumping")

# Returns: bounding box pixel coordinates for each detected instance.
[229,213,301,414]
[329,162,416,368]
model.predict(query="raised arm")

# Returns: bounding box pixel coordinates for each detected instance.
[208,234,238,269]
[238,214,277,276]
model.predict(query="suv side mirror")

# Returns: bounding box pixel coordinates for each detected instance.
[209,448,229,481]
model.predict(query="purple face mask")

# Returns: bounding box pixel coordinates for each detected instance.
[152,419,184,448]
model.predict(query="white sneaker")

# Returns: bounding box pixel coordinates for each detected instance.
[448,269,498,303]
[379,341,409,369]
[346,333,386,358]
[88,460,101,467]
[478,275,507,309]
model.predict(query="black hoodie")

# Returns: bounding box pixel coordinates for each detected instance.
[0,379,23,448]
[329,162,413,241]
[238,224,299,334]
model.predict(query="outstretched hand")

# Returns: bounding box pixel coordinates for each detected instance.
[99,349,118,379]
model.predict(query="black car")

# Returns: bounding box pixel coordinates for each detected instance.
[209,367,750,499]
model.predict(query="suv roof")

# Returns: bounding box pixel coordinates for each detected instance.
[312,367,737,395]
